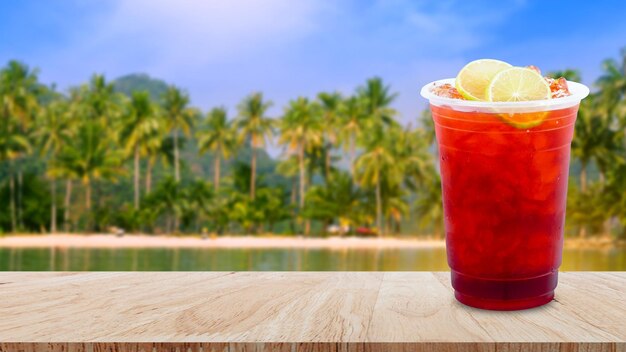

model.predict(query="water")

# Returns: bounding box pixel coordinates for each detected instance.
[0,247,624,271]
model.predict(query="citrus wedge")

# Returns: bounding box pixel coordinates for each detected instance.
[455,59,512,100]
[497,111,550,129]
[486,67,553,128]
[486,67,551,102]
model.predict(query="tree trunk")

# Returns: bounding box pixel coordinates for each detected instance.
[146,158,153,194]
[174,131,180,182]
[17,169,23,229]
[64,180,72,232]
[325,146,331,184]
[85,181,92,210]
[134,145,140,209]
[50,177,57,233]
[580,162,587,193]
[85,180,92,233]
[9,174,17,233]
[214,155,221,192]
[166,215,172,234]
[350,135,356,183]
[291,178,297,205]
[299,145,305,209]
[290,177,297,234]
[375,173,383,237]
[250,147,256,200]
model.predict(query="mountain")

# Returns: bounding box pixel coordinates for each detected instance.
[113,73,169,101]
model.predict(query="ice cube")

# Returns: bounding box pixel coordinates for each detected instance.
[546,77,571,98]
[431,83,465,99]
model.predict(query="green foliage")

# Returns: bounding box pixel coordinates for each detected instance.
[235,92,274,149]
[2,51,626,240]
[303,170,364,228]
[0,173,55,231]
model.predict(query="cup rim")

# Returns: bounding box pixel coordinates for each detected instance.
[420,78,589,111]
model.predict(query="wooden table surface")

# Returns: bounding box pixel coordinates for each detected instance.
[0,272,624,352]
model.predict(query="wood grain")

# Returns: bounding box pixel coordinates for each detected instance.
[0,272,624,352]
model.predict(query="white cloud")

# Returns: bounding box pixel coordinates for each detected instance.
[33,0,527,123]
[103,0,326,68]
[41,0,331,86]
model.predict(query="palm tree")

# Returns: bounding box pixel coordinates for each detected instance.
[234,92,273,200]
[279,98,323,211]
[415,172,444,239]
[162,86,195,182]
[46,89,85,232]
[53,121,124,231]
[197,107,237,192]
[393,127,433,191]
[355,127,401,236]
[144,177,184,233]
[351,78,400,236]
[571,93,622,193]
[0,119,31,233]
[0,60,40,233]
[121,91,160,209]
[181,180,214,232]
[338,96,367,180]
[83,74,120,124]
[144,120,166,195]
[317,92,342,182]
[596,49,626,117]
[48,150,78,233]
[276,155,299,233]
[357,77,397,127]
[35,99,72,233]
[303,171,363,233]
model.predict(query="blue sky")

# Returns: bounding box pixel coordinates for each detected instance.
[1,0,625,126]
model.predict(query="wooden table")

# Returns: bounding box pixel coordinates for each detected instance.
[0,272,624,351]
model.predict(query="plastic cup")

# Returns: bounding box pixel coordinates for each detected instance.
[420,79,589,310]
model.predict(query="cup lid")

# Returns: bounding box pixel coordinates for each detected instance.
[420,78,590,113]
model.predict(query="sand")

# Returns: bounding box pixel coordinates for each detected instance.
[0,234,619,250]
[0,234,446,250]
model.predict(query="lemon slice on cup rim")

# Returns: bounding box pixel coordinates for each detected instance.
[485,67,552,128]
[455,59,512,101]
[486,67,551,102]
[420,78,590,129]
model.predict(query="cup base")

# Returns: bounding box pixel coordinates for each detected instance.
[451,270,558,310]
[454,290,554,310]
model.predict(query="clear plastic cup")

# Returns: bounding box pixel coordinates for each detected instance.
[421,79,589,310]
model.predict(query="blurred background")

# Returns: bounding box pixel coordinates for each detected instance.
[0,1,624,271]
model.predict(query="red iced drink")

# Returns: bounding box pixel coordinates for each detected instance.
[421,78,589,310]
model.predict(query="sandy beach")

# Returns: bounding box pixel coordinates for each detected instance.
[0,234,621,250]
[0,234,447,250]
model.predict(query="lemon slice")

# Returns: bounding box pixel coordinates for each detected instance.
[455,59,512,100]
[486,67,551,102]
[497,111,550,129]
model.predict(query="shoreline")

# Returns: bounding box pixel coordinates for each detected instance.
[0,234,622,250]
[0,234,446,250]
